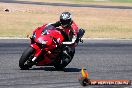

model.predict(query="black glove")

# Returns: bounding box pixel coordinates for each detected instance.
[76,28,85,43]
[78,28,85,38]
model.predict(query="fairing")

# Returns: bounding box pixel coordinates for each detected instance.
[30,24,64,66]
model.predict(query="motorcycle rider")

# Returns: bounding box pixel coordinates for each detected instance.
[51,12,83,46]
[51,12,85,67]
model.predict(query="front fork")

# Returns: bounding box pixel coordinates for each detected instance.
[30,43,42,62]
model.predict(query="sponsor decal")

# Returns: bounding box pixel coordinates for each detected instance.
[79,68,131,86]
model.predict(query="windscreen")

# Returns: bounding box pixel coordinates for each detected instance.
[41,24,55,35]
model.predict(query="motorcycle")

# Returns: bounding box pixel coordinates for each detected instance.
[19,24,85,70]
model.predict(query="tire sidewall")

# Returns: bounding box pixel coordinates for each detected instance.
[19,47,35,69]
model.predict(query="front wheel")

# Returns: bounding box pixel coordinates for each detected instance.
[19,47,35,70]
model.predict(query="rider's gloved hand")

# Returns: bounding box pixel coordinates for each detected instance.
[78,28,85,38]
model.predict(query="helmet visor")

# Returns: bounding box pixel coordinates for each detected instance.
[60,19,71,26]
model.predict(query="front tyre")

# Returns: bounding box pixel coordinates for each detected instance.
[19,47,35,70]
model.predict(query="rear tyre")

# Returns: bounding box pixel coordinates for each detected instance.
[19,47,35,70]
[54,48,75,70]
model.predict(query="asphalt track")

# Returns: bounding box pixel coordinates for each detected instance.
[0,39,132,88]
[1,0,132,9]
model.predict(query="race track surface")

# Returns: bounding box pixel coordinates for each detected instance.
[0,0,132,9]
[0,39,132,88]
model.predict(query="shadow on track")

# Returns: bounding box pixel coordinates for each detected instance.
[30,67,81,72]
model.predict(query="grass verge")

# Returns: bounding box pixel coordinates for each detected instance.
[0,1,132,39]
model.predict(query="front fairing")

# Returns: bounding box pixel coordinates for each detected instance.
[32,24,64,50]
[37,35,57,50]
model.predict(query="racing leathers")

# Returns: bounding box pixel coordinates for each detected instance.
[51,21,78,46]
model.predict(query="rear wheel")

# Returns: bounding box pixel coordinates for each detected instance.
[19,47,35,70]
[54,47,75,70]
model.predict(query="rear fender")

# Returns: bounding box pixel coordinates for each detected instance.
[30,44,42,57]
